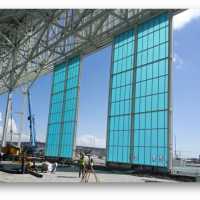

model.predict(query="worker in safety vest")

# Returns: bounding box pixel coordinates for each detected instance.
[79,152,85,178]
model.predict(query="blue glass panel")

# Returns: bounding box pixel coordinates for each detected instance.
[152,129,157,147]
[153,63,159,78]
[140,130,145,146]
[140,82,146,96]
[159,76,165,93]
[153,46,159,61]
[133,147,139,164]
[118,147,123,162]
[138,147,145,164]
[135,83,141,97]
[152,112,158,129]
[158,129,165,147]
[108,147,113,161]
[148,33,154,48]
[158,111,165,129]
[45,56,80,159]
[154,31,159,46]
[146,64,153,79]
[145,147,151,165]
[158,148,165,167]
[159,93,165,110]
[134,114,139,129]
[140,97,145,112]
[146,96,152,112]
[146,79,152,95]
[123,147,128,163]
[113,146,118,162]
[152,95,158,111]
[108,14,169,169]
[146,113,151,129]
[123,131,129,146]
[159,60,166,76]
[152,78,158,94]
[151,147,158,166]
[145,130,151,147]
[107,29,134,163]
[140,113,145,129]
[134,130,139,146]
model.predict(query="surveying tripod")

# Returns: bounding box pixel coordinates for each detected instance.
[81,165,99,183]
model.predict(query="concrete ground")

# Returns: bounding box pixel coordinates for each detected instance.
[0,171,179,183]
[0,164,178,183]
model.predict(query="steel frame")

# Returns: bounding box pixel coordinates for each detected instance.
[0,9,181,94]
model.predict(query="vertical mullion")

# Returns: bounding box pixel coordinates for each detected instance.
[45,69,54,155]
[168,14,173,172]
[71,56,81,159]
[106,41,115,163]
[157,21,161,166]
[130,26,138,163]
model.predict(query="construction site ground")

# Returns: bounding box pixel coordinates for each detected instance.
[0,161,179,183]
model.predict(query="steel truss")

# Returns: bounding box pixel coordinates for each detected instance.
[0,9,182,94]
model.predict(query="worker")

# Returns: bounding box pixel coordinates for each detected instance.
[78,152,85,178]
[81,155,98,183]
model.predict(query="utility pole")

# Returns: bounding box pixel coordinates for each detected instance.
[9,103,13,143]
[174,135,177,159]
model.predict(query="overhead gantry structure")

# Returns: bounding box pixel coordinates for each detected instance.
[0,9,182,149]
[0,9,182,94]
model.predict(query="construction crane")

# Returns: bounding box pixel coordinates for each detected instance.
[1,87,37,158]
[0,93,21,158]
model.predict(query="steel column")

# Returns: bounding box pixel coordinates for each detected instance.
[1,91,12,148]
[168,14,173,173]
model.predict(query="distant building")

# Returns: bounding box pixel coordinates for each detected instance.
[76,146,106,158]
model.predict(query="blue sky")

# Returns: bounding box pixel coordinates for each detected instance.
[172,10,200,157]
[0,10,200,157]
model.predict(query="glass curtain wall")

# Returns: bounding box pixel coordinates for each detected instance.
[107,30,135,163]
[107,14,170,168]
[133,14,169,167]
[45,56,80,159]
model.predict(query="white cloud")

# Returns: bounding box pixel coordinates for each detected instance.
[173,53,184,70]
[0,126,2,137]
[173,9,200,30]
[76,134,106,148]
[0,112,2,122]
[0,118,17,142]
[36,130,46,142]
[0,114,45,143]
[7,118,18,134]
[0,117,30,143]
